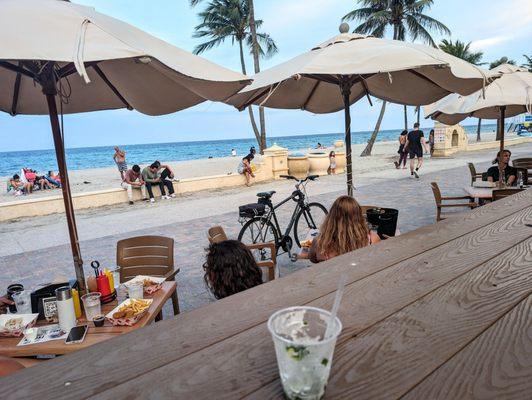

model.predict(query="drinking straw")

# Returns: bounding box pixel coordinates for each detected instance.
[325,273,347,339]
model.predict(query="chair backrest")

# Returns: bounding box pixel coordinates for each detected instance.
[208,226,228,244]
[430,182,442,205]
[467,163,477,183]
[492,188,524,201]
[117,235,174,283]
[513,158,532,171]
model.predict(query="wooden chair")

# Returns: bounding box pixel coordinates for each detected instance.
[492,188,524,201]
[117,235,180,316]
[467,163,484,185]
[430,182,478,221]
[207,225,277,281]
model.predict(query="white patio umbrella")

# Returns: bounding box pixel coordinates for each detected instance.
[0,0,251,291]
[425,64,532,186]
[227,25,499,196]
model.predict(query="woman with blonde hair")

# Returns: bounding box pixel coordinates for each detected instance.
[309,196,380,263]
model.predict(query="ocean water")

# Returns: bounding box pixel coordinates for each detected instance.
[0,124,497,176]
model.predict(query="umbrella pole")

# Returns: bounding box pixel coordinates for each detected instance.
[498,106,506,187]
[340,79,353,196]
[41,64,86,293]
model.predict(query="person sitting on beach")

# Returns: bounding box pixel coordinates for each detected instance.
[309,196,380,263]
[153,161,177,197]
[46,171,61,188]
[122,165,148,205]
[34,171,53,190]
[394,130,408,169]
[7,174,31,195]
[238,154,255,186]
[231,148,237,157]
[203,240,263,299]
[113,146,127,180]
[142,162,171,203]
[328,151,336,174]
[486,149,517,186]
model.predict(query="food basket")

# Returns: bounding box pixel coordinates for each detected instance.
[0,314,39,337]
[105,299,153,326]
[124,275,165,295]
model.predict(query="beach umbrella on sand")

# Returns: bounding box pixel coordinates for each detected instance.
[0,0,251,291]
[425,64,532,185]
[227,24,499,196]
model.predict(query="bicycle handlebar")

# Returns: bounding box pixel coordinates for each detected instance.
[280,174,319,182]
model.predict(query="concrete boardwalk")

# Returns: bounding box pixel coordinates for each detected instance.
[1,143,531,315]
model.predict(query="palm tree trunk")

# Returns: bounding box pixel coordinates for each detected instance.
[361,101,387,156]
[476,118,482,142]
[247,0,267,153]
[238,39,261,146]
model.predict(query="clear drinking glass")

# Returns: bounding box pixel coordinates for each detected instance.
[109,266,121,289]
[268,306,342,400]
[12,290,32,314]
[81,292,102,322]
[127,281,144,299]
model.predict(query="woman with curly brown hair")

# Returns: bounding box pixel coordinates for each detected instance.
[203,240,263,299]
[309,196,380,263]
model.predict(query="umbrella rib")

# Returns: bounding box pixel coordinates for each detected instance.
[91,64,133,110]
[10,63,22,116]
[238,87,273,111]
[57,62,99,79]
[304,74,339,85]
[408,69,441,90]
[302,80,321,110]
[0,61,36,80]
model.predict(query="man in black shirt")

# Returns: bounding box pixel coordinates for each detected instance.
[405,122,429,179]
[486,149,517,185]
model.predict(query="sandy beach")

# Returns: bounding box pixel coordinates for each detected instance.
[0,131,512,203]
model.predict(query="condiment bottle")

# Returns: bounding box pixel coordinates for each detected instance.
[96,274,112,297]
[87,276,98,292]
[55,286,77,332]
[104,268,114,292]
[71,288,82,319]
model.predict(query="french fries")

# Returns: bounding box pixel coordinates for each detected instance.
[112,299,151,319]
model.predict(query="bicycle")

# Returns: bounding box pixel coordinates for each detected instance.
[237,174,328,261]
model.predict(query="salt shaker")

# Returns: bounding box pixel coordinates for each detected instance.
[55,286,77,333]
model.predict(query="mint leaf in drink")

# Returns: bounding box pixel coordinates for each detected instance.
[285,345,309,360]
[321,358,329,366]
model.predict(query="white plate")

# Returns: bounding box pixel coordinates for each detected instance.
[0,314,39,337]
[123,275,165,288]
[105,298,153,326]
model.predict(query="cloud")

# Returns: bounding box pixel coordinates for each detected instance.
[470,36,511,50]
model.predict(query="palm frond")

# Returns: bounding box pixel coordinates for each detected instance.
[193,36,227,54]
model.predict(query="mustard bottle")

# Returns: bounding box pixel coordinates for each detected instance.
[71,288,82,319]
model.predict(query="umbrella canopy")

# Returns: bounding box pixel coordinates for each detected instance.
[227,30,499,195]
[0,0,251,116]
[0,0,251,291]
[424,64,532,125]
[424,64,532,187]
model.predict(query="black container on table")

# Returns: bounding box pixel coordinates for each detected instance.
[366,208,399,239]
[30,279,78,319]
[7,284,24,313]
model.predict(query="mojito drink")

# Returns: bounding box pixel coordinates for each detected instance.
[268,306,342,400]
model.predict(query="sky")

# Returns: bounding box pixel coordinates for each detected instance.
[1,0,531,152]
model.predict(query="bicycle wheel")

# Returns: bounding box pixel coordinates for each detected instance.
[238,217,279,246]
[294,202,328,247]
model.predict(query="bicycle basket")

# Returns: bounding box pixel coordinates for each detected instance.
[239,203,266,218]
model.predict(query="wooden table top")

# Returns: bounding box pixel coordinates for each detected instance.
[2,190,531,399]
[0,281,175,358]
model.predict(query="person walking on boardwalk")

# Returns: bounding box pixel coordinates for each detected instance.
[405,122,429,178]
[113,146,127,180]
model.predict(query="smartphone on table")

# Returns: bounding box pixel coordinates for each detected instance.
[65,325,88,344]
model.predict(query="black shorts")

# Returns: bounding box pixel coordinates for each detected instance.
[409,148,423,159]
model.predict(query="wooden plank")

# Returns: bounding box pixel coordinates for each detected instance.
[402,294,532,400]
[0,282,175,357]
[83,209,532,399]
[248,238,532,399]
[2,193,530,399]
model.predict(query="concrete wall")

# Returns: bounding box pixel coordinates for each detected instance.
[0,156,277,222]
[466,136,532,151]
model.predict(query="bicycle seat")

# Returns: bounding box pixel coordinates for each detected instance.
[257,191,276,199]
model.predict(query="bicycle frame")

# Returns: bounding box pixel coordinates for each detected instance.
[264,191,304,242]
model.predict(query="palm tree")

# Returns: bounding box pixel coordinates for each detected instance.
[489,56,515,70]
[438,38,485,141]
[344,0,450,156]
[521,54,532,71]
[438,39,484,64]
[190,0,276,152]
